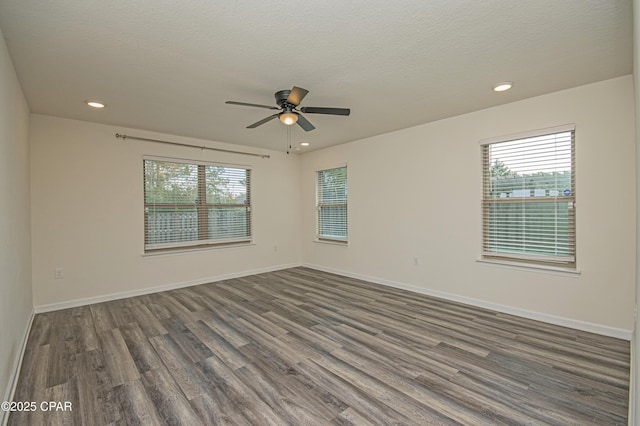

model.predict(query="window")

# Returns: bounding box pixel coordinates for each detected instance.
[317,166,347,242]
[143,157,251,252]
[480,125,575,269]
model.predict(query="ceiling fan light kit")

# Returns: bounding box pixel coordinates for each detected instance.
[279,110,298,126]
[226,86,350,133]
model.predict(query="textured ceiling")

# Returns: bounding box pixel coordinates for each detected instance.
[0,1,633,152]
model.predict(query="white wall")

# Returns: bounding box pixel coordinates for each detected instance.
[0,25,33,421]
[301,76,636,334]
[632,0,639,423]
[30,115,301,308]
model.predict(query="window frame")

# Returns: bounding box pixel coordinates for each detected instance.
[316,165,348,243]
[143,156,252,253]
[479,124,576,270]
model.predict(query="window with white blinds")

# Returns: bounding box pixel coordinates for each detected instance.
[143,158,251,252]
[481,125,575,268]
[317,166,347,242]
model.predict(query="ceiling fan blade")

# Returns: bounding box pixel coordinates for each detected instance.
[300,106,351,116]
[226,101,279,110]
[247,114,279,128]
[287,86,309,106]
[296,114,315,132]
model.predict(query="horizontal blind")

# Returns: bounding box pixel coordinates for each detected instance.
[144,159,251,251]
[317,166,347,241]
[206,166,251,240]
[481,129,575,267]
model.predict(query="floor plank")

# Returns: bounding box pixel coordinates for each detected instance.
[8,267,630,425]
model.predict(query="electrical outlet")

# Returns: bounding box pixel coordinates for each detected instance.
[55,268,64,279]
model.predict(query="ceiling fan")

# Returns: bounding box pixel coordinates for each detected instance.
[225,86,350,132]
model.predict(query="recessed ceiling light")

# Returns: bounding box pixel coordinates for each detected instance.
[493,82,514,92]
[86,100,106,108]
[300,142,310,147]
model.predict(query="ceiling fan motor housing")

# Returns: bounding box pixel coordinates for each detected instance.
[275,90,292,107]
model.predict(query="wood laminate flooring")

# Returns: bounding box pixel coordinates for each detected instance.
[8,267,630,425]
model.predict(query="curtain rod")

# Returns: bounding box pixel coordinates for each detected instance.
[115,133,270,159]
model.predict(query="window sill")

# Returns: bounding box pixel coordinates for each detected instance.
[314,238,348,247]
[143,242,255,257]
[477,258,581,276]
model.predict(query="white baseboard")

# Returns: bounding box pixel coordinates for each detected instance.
[2,309,35,426]
[302,263,633,341]
[35,263,301,313]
